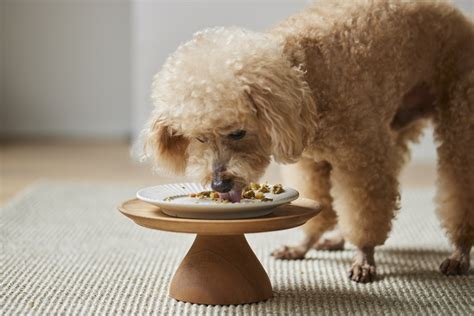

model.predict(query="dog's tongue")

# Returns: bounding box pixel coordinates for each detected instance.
[218,188,242,203]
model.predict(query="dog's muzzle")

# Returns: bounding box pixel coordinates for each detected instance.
[211,165,242,202]
[211,177,234,193]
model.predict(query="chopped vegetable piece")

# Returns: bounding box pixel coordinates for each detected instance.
[255,192,265,199]
[259,184,270,193]
[209,192,220,199]
[272,184,285,194]
[242,190,255,199]
[250,182,261,190]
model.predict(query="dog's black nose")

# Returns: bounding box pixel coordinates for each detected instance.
[211,178,234,193]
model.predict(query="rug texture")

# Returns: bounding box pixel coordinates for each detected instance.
[1,182,473,315]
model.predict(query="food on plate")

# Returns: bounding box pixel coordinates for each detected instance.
[258,184,270,193]
[272,184,285,194]
[209,192,220,199]
[242,189,256,199]
[255,192,265,199]
[250,182,261,190]
[187,183,285,203]
[189,191,212,198]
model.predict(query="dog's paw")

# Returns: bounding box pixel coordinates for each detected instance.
[313,237,345,251]
[348,262,376,283]
[271,245,307,260]
[439,257,470,275]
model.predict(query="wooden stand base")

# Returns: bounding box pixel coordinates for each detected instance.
[119,198,322,305]
[169,234,273,305]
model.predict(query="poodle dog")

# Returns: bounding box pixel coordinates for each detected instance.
[142,0,474,282]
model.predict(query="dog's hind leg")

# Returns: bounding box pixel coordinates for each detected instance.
[271,159,338,259]
[313,227,345,251]
[435,70,474,275]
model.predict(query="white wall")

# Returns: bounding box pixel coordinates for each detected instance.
[1,1,5,122]
[456,0,474,12]
[1,0,131,138]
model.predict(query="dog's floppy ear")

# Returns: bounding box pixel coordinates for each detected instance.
[143,118,190,174]
[242,66,317,164]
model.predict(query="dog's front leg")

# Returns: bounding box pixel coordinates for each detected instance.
[330,138,402,283]
[348,246,376,283]
[272,159,337,259]
[439,244,471,275]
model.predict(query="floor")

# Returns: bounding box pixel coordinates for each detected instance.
[0,140,437,206]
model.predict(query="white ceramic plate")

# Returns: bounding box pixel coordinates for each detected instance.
[136,183,299,219]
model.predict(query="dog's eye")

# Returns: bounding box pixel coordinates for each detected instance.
[228,130,246,140]
[196,136,208,143]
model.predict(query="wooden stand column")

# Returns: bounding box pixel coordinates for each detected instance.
[170,234,272,305]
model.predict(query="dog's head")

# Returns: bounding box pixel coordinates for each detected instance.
[142,27,317,198]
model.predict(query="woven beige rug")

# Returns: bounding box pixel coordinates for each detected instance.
[1,182,473,315]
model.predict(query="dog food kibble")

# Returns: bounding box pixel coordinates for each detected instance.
[188,191,228,203]
[209,192,220,200]
[188,183,284,203]
[189,191,212,199]
[272,184,285,194]
[259,184,270,193]
[250,182,261,190]
[255,192,265,199]
[242,190,255,199]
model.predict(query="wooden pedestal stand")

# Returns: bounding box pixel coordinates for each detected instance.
[118,198,320,305]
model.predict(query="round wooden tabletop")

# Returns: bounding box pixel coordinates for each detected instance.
[118,198,321,235]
